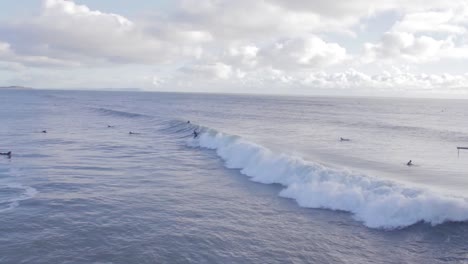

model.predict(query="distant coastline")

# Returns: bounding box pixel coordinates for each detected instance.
[0,86,33,90]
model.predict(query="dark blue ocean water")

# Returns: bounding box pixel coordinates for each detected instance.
[0,89,467,263]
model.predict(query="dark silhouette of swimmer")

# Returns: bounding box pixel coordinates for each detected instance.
[187,121,190,124]
[407,160,413,166]
[193,130,199,138]
[107,125,114,128]
[0,151,11,158]
[42,130,47,133]
[129,131,141,135]
[340,137,350,141]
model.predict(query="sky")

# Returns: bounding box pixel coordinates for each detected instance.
[1,0,468,97]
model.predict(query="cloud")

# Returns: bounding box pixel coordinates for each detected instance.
[225,45,259,68]
[153,65,468,96]
[1,0,468,96]
[173,0,360,41]
[179,62,234,80]
[362,31,468,65]
[258,36,348,69]
[216,35,347,72]
[391,6,468,34]
[363,32,453,63]
[361,2,468,64]
[0,0,204,67]
[0,40,80,68]
[299,69,468,93]
[180,0,461,41]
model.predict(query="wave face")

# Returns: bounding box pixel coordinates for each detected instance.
[92,107,146,118]
[184,123,468,229]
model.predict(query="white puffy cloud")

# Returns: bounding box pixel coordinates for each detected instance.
[179,62,234,80]
[299,69,468,93]
[151,66,468,96]
[300,69,468,92]
[258,36,347,69]
[362,2,468,65]
[0,0,205,66]
[225,45,259,68]
[173,0,358,41]
[179,0,461,40]
[363,34,468,64]
[363,32,454,63]
[0,40,79,68]
[172,35,347,86]
[391,6,468,34]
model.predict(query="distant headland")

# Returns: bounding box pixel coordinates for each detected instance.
[0,86,33,89]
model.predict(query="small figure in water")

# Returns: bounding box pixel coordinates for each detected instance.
[193,130,199,138]
[187,120,190,124]
[340,137,350,141]
[407,160,413,166]
[107,125,114,128]
[129,131,140,135]
[0,151,11,158]
[42,130,47,133]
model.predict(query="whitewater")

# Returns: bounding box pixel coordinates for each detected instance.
[1,89,467,263]
[187,123,468,229]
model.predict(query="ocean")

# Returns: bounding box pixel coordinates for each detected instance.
[0,89,467,263]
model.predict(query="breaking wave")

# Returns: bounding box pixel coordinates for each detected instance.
[177,121,468,229]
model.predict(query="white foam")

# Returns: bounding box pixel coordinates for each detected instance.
[189,128,468,229]
[0,183,38,213]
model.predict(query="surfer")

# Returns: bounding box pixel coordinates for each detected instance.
[0,151,11,158]
[407,160,413,166]
[340,137,350,141]
[107,125,114,128]
[187,121,190,124]
[129,131,140,135]
[193,130,199,138]
[42,130,47,133]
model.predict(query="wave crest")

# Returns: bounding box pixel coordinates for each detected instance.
[186,124,468,229]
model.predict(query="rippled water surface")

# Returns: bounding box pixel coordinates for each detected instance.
[0,89,467,263]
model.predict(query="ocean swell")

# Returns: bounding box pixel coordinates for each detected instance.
[92,107,147,118]
[187,125,468,229]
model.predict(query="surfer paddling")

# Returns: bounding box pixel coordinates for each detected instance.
[0,151,12,158]
[193,130,199,138]
[340,137,350,141]
[407,160,413,166]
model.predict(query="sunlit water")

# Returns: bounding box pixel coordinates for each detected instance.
[0,89,467,263]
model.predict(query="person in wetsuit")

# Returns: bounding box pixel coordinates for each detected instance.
[0,151,11,158]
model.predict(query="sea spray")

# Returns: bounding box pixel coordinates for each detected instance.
[188,126,468,229]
